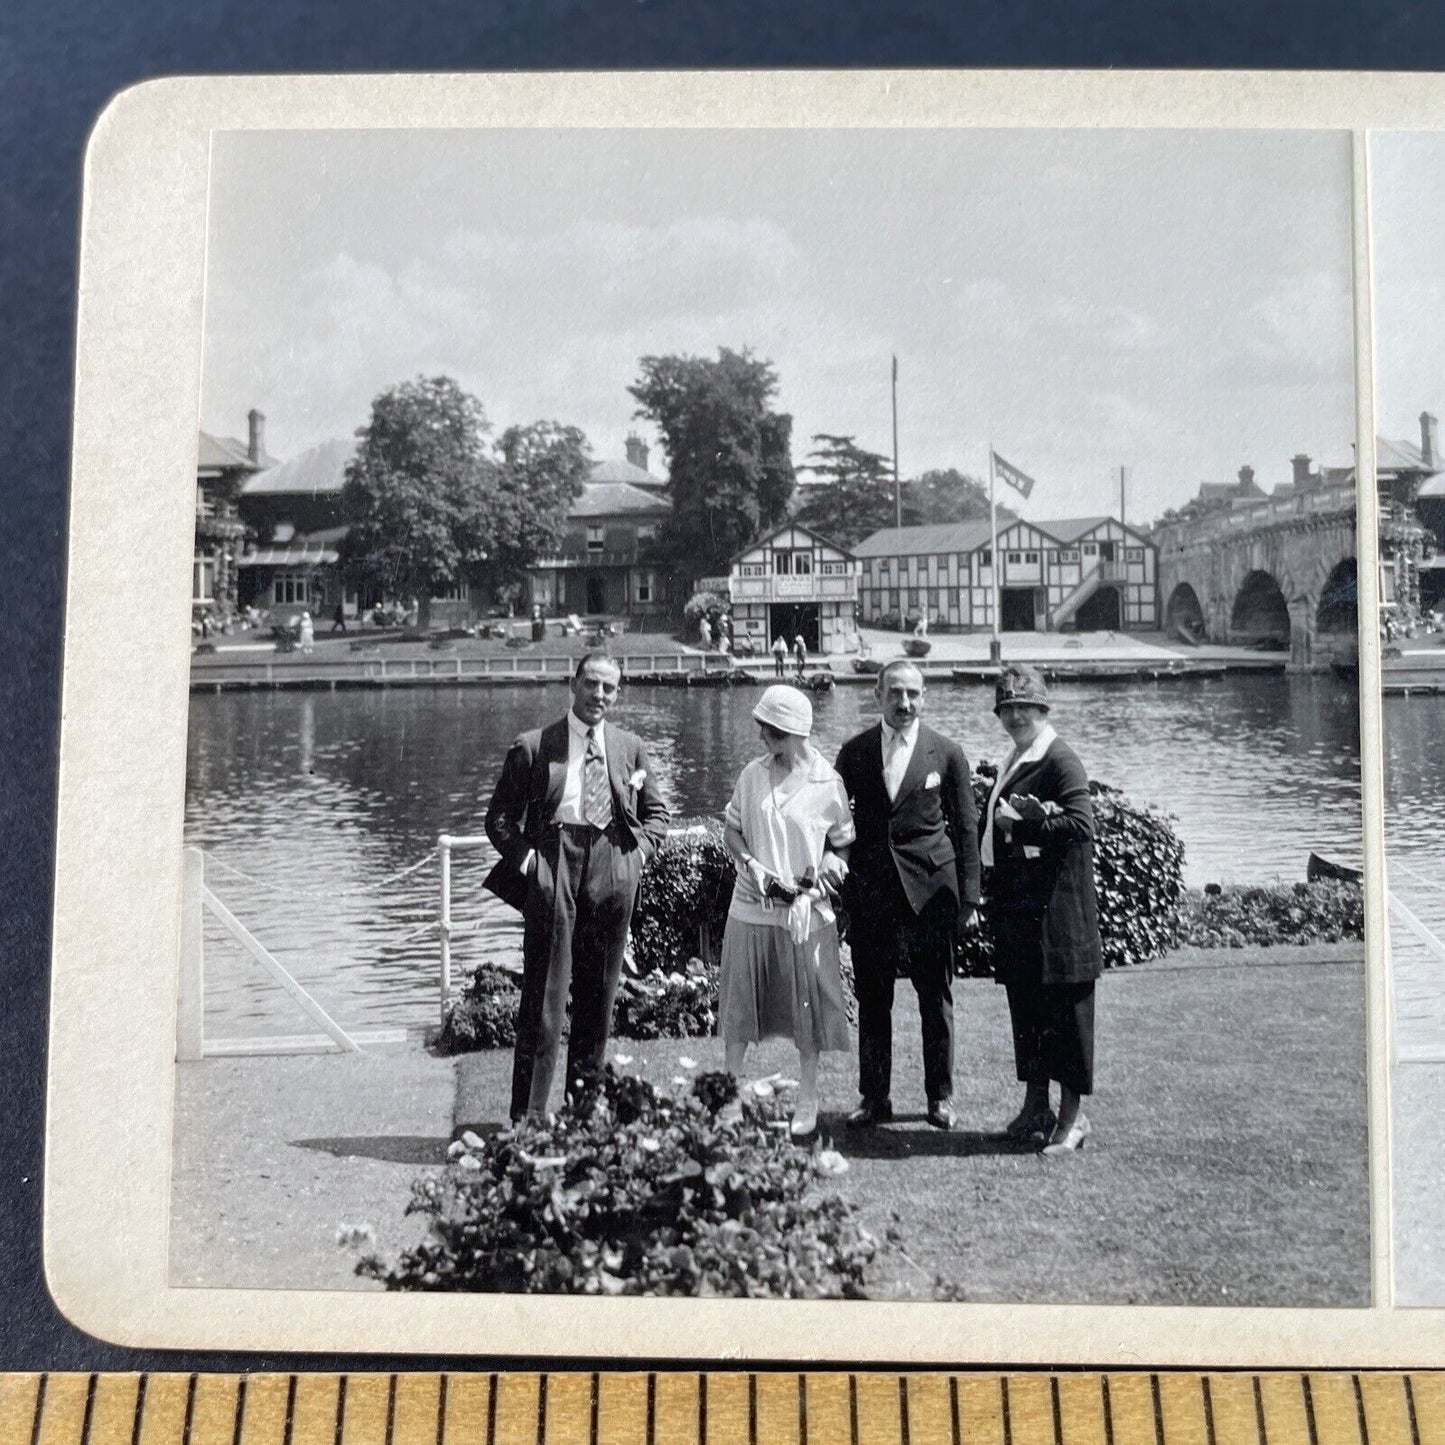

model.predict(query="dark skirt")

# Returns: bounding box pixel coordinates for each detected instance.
[995,923,1096,1095]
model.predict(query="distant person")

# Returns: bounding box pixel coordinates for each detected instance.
[331,602,347,634]
[298,610,314,654]
[834,660,980,1131]
[980,664,1102,1156]
[483,653,672,1120]
[793,634,807,678]
[718,685,853,1141]
[700,616,713,650]
[771,634,788,678]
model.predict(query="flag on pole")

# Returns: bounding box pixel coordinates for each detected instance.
[991,450,1036,500]
[892,354,898,382]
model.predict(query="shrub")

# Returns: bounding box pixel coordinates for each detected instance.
[953,766,1186,976]
[357,1066,878,1298]
[614,960,719,1040]
[1177,879,1364,948]
[436,964,521,1054]
[630,822,735,976]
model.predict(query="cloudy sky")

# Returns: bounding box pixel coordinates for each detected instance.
[1372,133,1445,449]
[201,127,1355,524]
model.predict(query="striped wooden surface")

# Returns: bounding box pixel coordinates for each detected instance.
[0,1374,1438,1445]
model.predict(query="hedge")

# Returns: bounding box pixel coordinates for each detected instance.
[357,1066,878,1297]
[1176,879,1364,948]
[629,822,735,976]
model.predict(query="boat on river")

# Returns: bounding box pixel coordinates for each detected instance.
[951,661,1230,685]
[1307,852,1362,885]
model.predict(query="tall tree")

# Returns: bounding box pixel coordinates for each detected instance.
[339,376,500,629]
[792,433,898,548]
[902,467,994,527]
[488,421,592,595]
[629,347,795,578]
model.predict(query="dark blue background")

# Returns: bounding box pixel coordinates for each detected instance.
[1,0,1440,1371]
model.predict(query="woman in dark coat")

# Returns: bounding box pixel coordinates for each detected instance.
[980,664,1102,1154]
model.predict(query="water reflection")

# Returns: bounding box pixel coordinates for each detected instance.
[186,675,1362,1036]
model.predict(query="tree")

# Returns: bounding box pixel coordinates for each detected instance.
[487,421,592,593]
[792,433,898,549]
[902,467,993,527]
[629,348,795,579]
[340,376,498,629]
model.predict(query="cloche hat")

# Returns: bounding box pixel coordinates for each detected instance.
[993,663,1050,713]
[752,684,814,737]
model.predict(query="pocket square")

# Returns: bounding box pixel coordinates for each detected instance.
[924,770,941,789]
[628,768,648,789]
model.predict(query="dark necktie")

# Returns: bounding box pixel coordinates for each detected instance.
[582,728,613,829]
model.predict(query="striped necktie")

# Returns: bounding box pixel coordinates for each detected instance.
[582,727,613,829]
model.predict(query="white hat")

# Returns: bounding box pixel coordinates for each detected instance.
[752,684,813,737]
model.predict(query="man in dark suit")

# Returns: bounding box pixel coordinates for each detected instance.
[484,652,671,1120]
[835,659,981,1129]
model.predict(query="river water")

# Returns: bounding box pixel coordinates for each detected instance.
[185,674,1363,1038]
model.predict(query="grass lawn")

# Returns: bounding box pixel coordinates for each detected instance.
[454,952,1369,1307]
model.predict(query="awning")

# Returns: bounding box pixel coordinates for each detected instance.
[238,542,340,567]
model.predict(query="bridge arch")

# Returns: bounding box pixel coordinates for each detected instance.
[1230,570,1290,646]
[1315,557,1358,638]
[1165,582,1206,639]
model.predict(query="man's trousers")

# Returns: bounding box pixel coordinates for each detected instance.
[510,822,641,1120]
[848,872,958,1108]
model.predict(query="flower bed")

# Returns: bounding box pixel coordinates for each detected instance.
[357,1067,877,1297]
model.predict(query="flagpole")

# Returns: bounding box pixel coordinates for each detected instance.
[989,443,1001,662]
[892,354,902,633]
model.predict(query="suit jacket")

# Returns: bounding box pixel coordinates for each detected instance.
[983,736,1102,984]
[835,720,981,918]
[482,716,671,911]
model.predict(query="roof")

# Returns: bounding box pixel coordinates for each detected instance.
[1417,473,1445,500]
[589,457,661,487]
[852,521,994,557]
[1378,436,1435,474]
[198,431,271,472]
[1035,516,1115,545]
[241,437,355,496]
[569,481,670,519]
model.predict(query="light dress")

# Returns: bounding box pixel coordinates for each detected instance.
[717,745,855,1053]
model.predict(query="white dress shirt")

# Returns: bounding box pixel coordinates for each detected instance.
[880,718,920,802]
[555,711,609,824]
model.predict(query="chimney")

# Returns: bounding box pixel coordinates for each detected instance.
[247,409,266,465]
[1291,453,1313,488]
[1421,411,1438,469]
[624,433,650,473]
[1237,464,1256,495]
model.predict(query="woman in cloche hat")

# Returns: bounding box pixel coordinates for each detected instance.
[718,683,854,1141]
[980,664,1103,1155]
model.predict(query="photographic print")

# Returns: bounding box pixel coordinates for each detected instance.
[169,123,1370,1309]
[1368,130,1445,1307]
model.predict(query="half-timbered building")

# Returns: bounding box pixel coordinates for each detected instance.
[727,524,859,654]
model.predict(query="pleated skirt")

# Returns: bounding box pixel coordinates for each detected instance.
[717,917,852,1054]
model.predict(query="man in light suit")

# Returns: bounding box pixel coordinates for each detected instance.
[484,653,671,1120]
[834,660,981,1130]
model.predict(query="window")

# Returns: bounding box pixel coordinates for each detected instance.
[774,551,792,575]
[1007,551,1023,564]
[586,524,605,554]
[980,549,992,566]
[1058,549,1080,564]
[1024,551,1039,564]
[195,484,211,519]
[636,523,656,542]
[1083,542,1098,556]
[1126,546,1144,562]
[193,557,213,602]
[272,570,312,605]
[434,581,469,602]
[792,551,813,575]
[633,570,655,604]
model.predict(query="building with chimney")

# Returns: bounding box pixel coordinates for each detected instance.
[1374,410,1442,615]
[525,434,676,619]
[195,409,273,623]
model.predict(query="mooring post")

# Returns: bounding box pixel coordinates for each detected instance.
[438,835,453,1030]
[177,846,205,1061]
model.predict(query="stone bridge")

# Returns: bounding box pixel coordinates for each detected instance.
[1154,476,1358,669]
